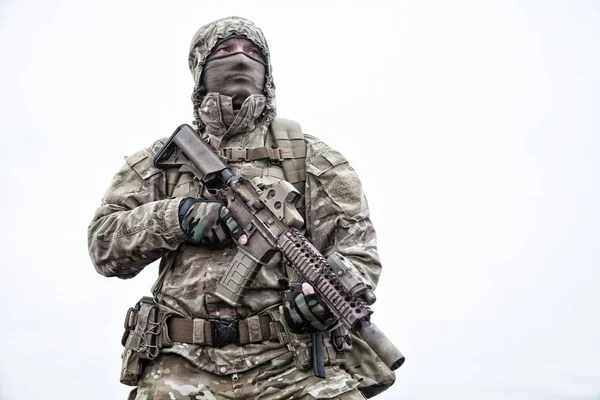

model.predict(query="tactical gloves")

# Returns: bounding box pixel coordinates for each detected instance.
[283,282,337,334]
[178,198,245,246]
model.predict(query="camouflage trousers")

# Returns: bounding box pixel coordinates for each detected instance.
[130,352,365,400]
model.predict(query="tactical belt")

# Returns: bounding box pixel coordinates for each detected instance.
[167,315,280,348]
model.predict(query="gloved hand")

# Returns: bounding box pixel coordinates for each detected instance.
[283,282,337,334]
[178,198,247,246]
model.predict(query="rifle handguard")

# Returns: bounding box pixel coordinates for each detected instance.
[278,230,405,370]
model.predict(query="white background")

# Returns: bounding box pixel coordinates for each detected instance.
[1,1,599,399]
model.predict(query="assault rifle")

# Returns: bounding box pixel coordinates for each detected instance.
[154,124,405,371]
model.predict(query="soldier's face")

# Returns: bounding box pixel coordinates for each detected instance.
[207,37,264,62]
[202,36,266,108]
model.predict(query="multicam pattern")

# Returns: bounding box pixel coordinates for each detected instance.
[133,353,364,400]
[178,199,242,246]
[179,200,224,243]
[284,284,336,333]
[88,16,384,399]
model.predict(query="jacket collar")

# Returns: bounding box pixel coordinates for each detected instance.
[199,92,267,150]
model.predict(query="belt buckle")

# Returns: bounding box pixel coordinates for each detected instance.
[230,148,247,161]
[210,319,239,348]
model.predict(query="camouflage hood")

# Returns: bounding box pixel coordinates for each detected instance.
[188,16,276,129]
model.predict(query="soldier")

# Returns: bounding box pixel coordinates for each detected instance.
[88,16,394,400]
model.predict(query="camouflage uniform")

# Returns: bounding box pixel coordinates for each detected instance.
[88,17,383,400]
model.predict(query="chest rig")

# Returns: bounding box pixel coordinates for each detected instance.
[148,117,308,310]
[166,118,306,214]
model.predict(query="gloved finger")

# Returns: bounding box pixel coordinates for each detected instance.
[219,207,246,244]
[283,285,319,333]
[213,226,231,244]
[293,291,330,331]
[297,283,336,325]
[203,225,232,246]
[284,297,305,327]
[303,293,335,324]
[286,284,331,331]
[179,199,223,242]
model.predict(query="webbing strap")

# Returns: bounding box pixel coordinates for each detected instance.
[218,118,307,188]
[270,118,307,188]
[220,146,306,162]
[283,169,306,184]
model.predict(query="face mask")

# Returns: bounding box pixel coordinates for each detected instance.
[202,52,266,109]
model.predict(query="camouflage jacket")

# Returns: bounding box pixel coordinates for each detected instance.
[87,16,383,375]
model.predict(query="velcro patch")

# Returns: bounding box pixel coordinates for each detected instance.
[306,149,348,177]
[126,150,162,180]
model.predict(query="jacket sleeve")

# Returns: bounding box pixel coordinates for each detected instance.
[304,138,382,289]
[87,141,187,279]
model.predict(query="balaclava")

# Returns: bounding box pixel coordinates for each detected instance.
[188,17,276,133]
[201,38,266,110]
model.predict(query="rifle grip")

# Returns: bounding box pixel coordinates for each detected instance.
[214,248,262,307]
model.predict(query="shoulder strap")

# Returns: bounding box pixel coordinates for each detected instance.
[269,117,307,196]
[218,118,307,194]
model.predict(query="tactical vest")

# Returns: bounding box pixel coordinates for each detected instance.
[220,117,306,196]
[168,117,307,212]
[152,117,307,298]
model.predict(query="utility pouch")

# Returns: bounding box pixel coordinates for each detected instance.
[277,300,347,374]
[330,325,352,352]
[288,333,314,371]
[119,297,162,386]
[275,303,312,371]
[343,331,397,399]
[286,332,346,372]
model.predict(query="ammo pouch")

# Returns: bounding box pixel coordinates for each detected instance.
[119,297,164,386]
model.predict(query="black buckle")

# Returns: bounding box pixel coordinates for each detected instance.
[210,319,239,348]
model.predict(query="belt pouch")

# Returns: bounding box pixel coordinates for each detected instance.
[119,297,160,386]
